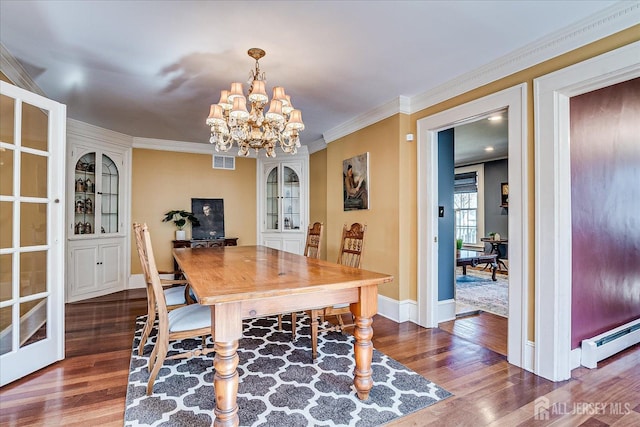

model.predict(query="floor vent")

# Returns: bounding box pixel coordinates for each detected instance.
[581,318,640,369]
[212,155,235,170]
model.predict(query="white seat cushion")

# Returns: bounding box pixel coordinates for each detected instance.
[332,303,349,309]
[164,286,187,306]
[168,303,211,332]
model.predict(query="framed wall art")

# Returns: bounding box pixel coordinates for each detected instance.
[343,152,369,211]
[501,182,509,207]
[191,198,225,239]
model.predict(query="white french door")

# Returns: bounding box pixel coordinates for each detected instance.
[0,81,66,386]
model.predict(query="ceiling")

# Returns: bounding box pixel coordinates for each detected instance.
[454,110,508,166]
[0,1,620,157]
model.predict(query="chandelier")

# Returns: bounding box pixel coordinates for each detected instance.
[206,48,305,158]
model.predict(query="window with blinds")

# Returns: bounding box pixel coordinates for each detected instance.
[454,171,478,244]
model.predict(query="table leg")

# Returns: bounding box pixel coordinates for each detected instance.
[353,315,374,399]
[491,260,497,281]
[214,341,239,427]
[212,303,242,427]
[351,285,377,400]
[462,264,467,275]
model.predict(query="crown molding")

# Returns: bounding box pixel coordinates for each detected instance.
[133,137,217,155]
[323,96,410,143]
[324,1,639,143]
[306,137,327,154]
[0,43,46,96]
[133,136,309,158]
[67,118,132,148]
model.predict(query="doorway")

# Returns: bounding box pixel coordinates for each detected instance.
[417,84,529,370]
[451,110,509,319]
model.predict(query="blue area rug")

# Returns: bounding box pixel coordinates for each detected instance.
[456,268,508,317]
[125,315,452,426]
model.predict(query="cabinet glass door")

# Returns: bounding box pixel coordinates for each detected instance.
[73,153,119,235]
[282,166,300,230]
[266,167,278,230]
[100,155,118,234]
[73,153,96,235]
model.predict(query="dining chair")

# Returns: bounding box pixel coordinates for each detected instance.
[133,222,195,356]
[139,223,215,395]
[309,222,365,359]
[278,222,324,340]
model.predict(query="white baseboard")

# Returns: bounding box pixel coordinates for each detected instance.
[525,340,535,373]
[128,273,174,290]
[129,273,146,289]
[438,299,456,323]
[377,295,417,323]
[571,347,582,370]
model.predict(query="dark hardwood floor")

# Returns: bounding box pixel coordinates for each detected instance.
[1,290,638,426]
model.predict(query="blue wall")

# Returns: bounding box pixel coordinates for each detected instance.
[438,128,455,301]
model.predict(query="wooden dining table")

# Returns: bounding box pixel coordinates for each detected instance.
[172,245,394,427]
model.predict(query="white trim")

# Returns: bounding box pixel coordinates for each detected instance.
[322,2,638,143]
[454,164,485,245]
[306,138,327,154]
[376,295,417,323]
[128,273,174,290]
[534,41,640,382]
[524,341,536,373]
[571,348,582,371]
[128,273,146,289]
[133,136,310,158]
[323,96,410,143]
[67,119,132,148]
[133,137,223,155]
[438,299,456,323]
[0,43,46,96]
[417,84,528,370]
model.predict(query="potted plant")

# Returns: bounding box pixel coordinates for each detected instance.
[162,210,200,240]
[456,238,463,257]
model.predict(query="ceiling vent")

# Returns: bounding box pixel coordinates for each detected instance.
[212,155,235,170]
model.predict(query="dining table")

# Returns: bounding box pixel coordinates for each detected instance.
[172,245,394,427]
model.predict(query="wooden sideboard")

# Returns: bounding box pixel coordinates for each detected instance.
[171,238,238,274]
[172,238,238,249]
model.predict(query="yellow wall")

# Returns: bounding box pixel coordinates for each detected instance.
[309,149,328,260]
[131,149,256,273]
[326,116,402,300]
[321,25,640,339]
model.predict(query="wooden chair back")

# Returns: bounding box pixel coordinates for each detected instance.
[133,222,153,284]
[304,222,324,259]
[337,223,366,268]
[140,224,170,338]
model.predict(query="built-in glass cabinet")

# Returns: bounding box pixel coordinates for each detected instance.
[73,152,119,235]
[266,165,301,231]
[258,155,309,255]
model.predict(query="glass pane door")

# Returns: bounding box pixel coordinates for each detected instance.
[100,154,119,234]
[0,80,65,386]
[282,166,300,230]
[73,153,96,235]
[266,167,278,230]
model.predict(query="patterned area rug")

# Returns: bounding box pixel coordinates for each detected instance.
[456,267,508,317]
[125,315,451,426]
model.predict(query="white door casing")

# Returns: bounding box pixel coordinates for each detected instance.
[534,41,640,382]
[0,81,66,386]
[417,83,529,369]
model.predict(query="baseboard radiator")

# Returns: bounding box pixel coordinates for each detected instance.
[581,318,640,369]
